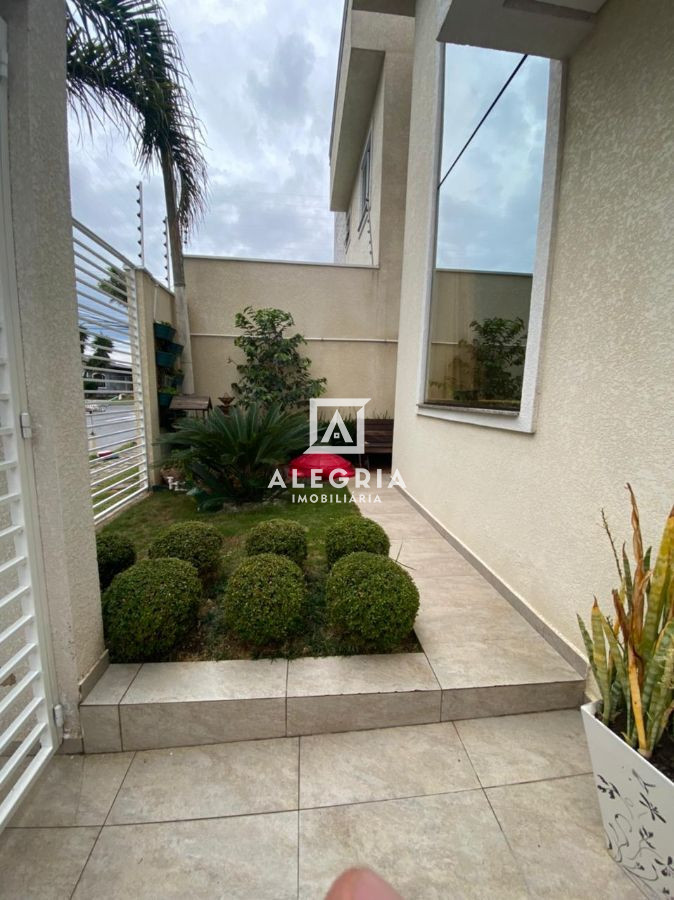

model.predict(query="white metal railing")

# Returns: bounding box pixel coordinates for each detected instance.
[73,220,149,524]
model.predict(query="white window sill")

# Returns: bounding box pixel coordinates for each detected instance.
[417,403,535,433]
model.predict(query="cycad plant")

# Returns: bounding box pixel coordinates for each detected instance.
[66,0,207,393]
[159,404,309,508]
[579,486,674,759]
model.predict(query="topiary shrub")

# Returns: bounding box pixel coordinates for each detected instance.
[325,517,390,568]
[148,521,223,583]
[224,553,305,647]
[245,519,308,568]
[102,558,201,662]
[96,532,136,590]
[326,551,419,651]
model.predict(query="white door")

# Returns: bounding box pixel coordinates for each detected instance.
[0,15,58,830]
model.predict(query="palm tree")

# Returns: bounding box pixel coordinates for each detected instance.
[65,0,207,393]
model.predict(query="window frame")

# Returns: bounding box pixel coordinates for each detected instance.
[344,208,351,250]
[416,48,565,434]
[358,133,372,231]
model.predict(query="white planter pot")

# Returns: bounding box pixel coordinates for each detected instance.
[581,701,674,898]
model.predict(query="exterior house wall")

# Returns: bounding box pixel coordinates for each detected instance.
[340,71,385,266]
[185,256,396,416]
[0,0,105,743]
[392,0,674,653]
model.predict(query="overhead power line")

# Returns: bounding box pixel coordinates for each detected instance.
[438,54,528,191]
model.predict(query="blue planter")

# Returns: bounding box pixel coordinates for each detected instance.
[173,373,184,388]
[167,341,184,356]
[153,322,175,341]
[155,350,176,368]
[158,391,174,407]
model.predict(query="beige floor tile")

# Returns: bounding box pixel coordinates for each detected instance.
[414,597,536,648]
[108,737,298,824]
[389,541,478,577]
[120,697,286,750]
[9,753,133,827]
[287,652,439,697]
[487,774,644,899]
[442,681,585,721]
[0,826,99,899]
[80,705,124,754]
[456,710,591,786]
[412,574,506,608]
[72,813,298,900]
[426,634,581,689]
[299,791,527,899]
[288,690,441,735]
[122,659,287,704]
[299,722,478,808]
[363,513,441,541]
[81,664,140,705]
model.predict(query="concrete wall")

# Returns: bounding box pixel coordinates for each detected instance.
[0,0,105,744]
[392,0,674,654]
[185,256,397,416]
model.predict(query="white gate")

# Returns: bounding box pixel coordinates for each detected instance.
[0,16,58,829]
[73,220,149,523]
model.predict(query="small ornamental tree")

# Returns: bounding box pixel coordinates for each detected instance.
[470,316,527,402]
[231,307,326,409]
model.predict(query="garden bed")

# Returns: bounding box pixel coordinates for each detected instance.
[97,485,421,661]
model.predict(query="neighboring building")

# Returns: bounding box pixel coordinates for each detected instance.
[330,0,673,662]
[83,361,133,397]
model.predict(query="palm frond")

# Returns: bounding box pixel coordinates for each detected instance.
[66,0,207,238]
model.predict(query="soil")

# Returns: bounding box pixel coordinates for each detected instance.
[651,729,674,781]
[603,711,674,781]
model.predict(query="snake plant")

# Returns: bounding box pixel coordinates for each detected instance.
[579,486,674,758]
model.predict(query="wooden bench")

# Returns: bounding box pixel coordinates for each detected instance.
[363,418,394,465]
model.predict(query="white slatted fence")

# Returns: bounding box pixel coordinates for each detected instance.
[1,14,58,825]
[73,220,149,523]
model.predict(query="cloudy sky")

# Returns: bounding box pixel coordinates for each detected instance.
[68,2,549,280]
[68,0,345,277]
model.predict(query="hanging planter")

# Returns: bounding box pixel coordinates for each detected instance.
[166,341,184,356]
[158,388,176,407]
[156,349,176,368]
[153,321,176,341]
[172,371,184,388]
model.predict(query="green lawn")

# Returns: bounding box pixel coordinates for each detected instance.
[98,486,420,660]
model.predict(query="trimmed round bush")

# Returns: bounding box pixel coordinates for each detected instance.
[102,558,201,662]
[224,553,305,647]
[325,517,390,568]
[245,519,308,568]
[96,532,136,590]
[148,521,223,583]
[326,551,419,651]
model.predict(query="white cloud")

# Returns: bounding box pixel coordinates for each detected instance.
[68,0,344,276]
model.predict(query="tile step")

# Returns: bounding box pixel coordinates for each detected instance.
[80,657,584,753]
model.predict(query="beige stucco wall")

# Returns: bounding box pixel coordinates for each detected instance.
[185,256,396,416]
[393,0,674,654]
[1,0,105,742]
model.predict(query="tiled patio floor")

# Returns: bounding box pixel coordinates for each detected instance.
[0,710,641,899]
